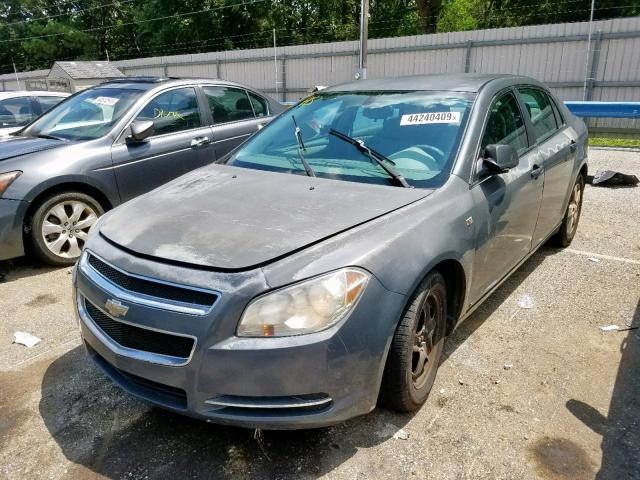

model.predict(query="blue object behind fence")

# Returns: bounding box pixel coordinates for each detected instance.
[564,101,640,118]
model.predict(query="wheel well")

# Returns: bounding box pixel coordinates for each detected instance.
[580,163,588,179]
[432,259,466,334]
[23,183,112,232]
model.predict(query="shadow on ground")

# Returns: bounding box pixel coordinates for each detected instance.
[566,298,640,480]
[37,248,554,479]
[0,256,63,284]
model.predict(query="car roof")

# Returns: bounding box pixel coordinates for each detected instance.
[0,90,69,99]
[98,76,261,92]
[322,73,529,93]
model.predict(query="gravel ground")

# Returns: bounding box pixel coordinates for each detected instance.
[1,148,639,480]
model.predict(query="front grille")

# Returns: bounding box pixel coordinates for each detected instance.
[85,299,194,359]
[88,254,217,307]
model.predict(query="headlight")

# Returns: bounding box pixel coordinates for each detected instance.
[237,268,370,337]
[0,171,22,197]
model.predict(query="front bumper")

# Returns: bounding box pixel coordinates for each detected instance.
[75,243,406,429]
[0,198,27,261]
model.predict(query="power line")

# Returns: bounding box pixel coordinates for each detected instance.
[0,0,268,44]
[3,0,138,27]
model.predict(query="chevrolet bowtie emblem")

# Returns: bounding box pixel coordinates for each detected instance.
[105,298,129,318]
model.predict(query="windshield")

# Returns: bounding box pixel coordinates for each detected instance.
[224,90,475,188]
[25,87,144,141]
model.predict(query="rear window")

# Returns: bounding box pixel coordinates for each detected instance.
[225,90,475,189]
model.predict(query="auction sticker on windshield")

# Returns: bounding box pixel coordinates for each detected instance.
[90,96,119,106]
[400,111,461,125]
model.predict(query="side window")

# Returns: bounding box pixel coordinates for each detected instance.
[481,92,528,154]
[135,87,201,136]
[247,91,269,118]
[37,96,65,113]
[517,87,558,143]
[0,97,33,127]
[204,86,255,124]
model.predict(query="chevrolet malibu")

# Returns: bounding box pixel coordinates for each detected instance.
[74,74,587,429]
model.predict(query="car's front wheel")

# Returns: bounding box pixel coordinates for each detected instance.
[29,192,103,266]
[380,270,447,412]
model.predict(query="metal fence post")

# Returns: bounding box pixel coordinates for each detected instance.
[163,63,169,77]
[281,55,287,102]
[464,40,473,73]
[215,60,221,79]
[586,31,603,101]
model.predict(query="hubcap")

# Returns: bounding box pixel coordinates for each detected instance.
[412,291,442,389]
[41,201,98,258]
[566,182,582,235]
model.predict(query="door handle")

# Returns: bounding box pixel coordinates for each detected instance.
[530,164,544,179]
[191,136,210,148]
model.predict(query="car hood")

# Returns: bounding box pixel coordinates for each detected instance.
[99,164,433,270]
[0,135,67,161]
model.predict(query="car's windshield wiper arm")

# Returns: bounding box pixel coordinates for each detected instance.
[33,133,64,141]
[291,116,316,177]
[328,128,412,188]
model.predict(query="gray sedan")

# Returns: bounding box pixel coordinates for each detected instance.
[0,77,282,265]
[74,74,587,429]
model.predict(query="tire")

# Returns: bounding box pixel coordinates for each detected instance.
[29,192,104,266]
[551,174,585,248]
[379,270,447,412]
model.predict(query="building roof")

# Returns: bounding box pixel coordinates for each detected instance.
[324,73,524,93]
[0,90,69,100]
[50,61,124,80]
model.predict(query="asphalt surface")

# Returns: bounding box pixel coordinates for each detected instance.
[1,148,639,480]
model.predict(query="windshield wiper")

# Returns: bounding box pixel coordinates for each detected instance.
[328,128,412,188]
[291,116,316,177]
[33,133,64,141]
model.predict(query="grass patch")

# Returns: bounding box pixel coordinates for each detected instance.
[589,136,640,148]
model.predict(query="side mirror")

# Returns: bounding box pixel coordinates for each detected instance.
[127,121,154,143]
[483,144,519,173]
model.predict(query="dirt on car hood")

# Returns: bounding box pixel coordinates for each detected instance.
[99,164,433,270]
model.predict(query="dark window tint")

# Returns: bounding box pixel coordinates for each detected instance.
[481,92,528,154]
[37,96,66,113]
[204,86,255,124]
[518,87,558,143]
[248,91,268,117]
[135,87,201,136]
[0,97,33,127]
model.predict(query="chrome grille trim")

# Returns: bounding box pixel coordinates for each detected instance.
[78,293,197,367]
[80,251,219,316]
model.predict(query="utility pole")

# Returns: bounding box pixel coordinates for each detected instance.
[12,60,21,90]
[582,0,596,100]
[273,28,279,99]
[356,0,369,80]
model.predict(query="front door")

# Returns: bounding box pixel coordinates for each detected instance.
[468,90,544,304]
[111,86,215,202]
[517,87,576,248]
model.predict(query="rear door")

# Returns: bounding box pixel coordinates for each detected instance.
[468,89,544,304]
[516,87,576,247]
[111,86,215,202]
[203,86,267,158]
[34,95,67,115]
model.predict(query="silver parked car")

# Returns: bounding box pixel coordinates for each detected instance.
[0,77,282,265]
[0,90,69,136]
[74,74,587,429]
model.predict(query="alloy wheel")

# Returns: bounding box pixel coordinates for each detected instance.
[41,201,98,259]
[566,181,582,236]
[412,290,443,389]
